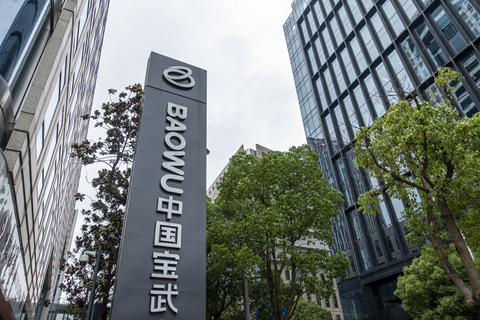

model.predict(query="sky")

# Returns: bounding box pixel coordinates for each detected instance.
[74,0,307,222]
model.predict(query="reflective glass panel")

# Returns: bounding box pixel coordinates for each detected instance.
[340,47,355,84]
[308,47,318,72]
[382,0,403,38]
[360,24,378,61]
[316,76,327,110]
[314,37,326,66]
[334,104,349,145]
[0,0,49,84]
[323,0,332,14]
[415,21,448,67]
[350,37,367,72]
[346,0,361,24]
[324,66,336,103]
[330,16,341,47]
[432,5,467,54]
[343,95,360,133]
[398,0,420,23]
[300,20,309,42]
[307,11,317,34]
[325,113,340,153]
[314,1,325,24]
[350,210,373,271]
[371,13,390,51]
[338,5,353,36]
[332,58,346,93]
[401,36,430,82]
[322,27,334,56]
[449,0,480,37]
[336,157,355,206]
[364,74,386,117]
[388,50,414,92]
[353,85,373,126]
[376,62,397,104]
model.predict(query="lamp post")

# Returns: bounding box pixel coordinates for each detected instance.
[80,245,102,320]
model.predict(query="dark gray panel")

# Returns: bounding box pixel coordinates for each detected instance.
[145,52,207,104]
[110,52,206,319]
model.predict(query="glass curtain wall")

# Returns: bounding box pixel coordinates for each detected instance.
[285,0,480,319]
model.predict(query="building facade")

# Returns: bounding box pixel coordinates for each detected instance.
[283,0,480,319]
[0,0,110,319]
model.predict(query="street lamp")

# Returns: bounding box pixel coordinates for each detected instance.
[80,245,102,320]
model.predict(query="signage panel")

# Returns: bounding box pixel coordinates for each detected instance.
[110,52,206,319]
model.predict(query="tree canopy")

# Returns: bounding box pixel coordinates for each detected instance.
[396,245,478,320]
[354,68,480,317]
[61,84,142,320]
[209,145,349,320]
[290,299,332,320]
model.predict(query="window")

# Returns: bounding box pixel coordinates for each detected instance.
[324,66,336,103]
[334,104,349,145]
[350,37,367,72]
[376,63,397,104]
[314,1,324,24]
[360,24,378,61]
[307,11,316,33]
[401,36,430,82]
[340,47,355,84]
[333,295,339,308]
[323,0,332,14]
[307,47,318,72]
[363,0,374,12]
[449,0,480,37]
[346,0,361,24]
[314,37,326,66]
[325,113,340,153]
[336,157,355,206]
[363,74,384,117]
[300,20,309,42]
[371,13,390,51]
[343,95,360,133]
[330,16,341,47]
[285,269,291,281]
[338,5,352,36]
[332,58,346,93]
[316,76,327,110]
[382,0,403,38]
[388,50,413,92]
[398,0,419,23]
[432,6,467,54]
[353,85,373,126]
[322,27,334,57]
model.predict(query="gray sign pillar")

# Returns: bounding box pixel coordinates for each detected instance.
[110,52,206,319]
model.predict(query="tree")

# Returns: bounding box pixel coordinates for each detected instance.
[206,198,244,320]
[290,299,332,320]
[354,68,480,317]
[395,245,478,320]
[60,84,142,319]
[212,145,349,320]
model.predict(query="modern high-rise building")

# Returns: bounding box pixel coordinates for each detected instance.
[0,0,110,319]
[284,0,480,319]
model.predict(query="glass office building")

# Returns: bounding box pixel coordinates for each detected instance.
[0,0,110,319]
[284,0,480,319]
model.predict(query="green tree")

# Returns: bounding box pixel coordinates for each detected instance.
[395,245,478,320]
[212,145,349,320]
[354,68,480,317]
[206,198,244,320]
[60,84,142,320]
[290,299,332,320]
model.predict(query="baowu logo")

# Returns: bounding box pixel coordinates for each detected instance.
[163,66,196,89]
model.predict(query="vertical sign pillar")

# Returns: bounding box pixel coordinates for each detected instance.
[110,52,207,319]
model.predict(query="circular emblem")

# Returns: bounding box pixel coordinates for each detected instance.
[163,66,196,89]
